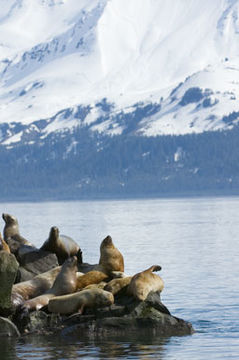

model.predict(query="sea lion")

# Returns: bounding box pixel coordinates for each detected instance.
[127,265,164,301]
[111,271,128,278]
[40,226,81,265]
[2,213,32,253]
[99,235,124,275]
[48,288,114,315]
[76,270,109,290]
[11,266,61,307]
[23,256,78,311]
[104,276,132,295]
[84,281,107,290]
[0,232,10,253]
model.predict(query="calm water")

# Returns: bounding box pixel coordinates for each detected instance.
[0,196,239,359]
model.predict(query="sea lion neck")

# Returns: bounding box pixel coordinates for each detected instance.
[49,226,59,241]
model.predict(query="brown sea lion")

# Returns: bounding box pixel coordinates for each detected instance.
[104,276,132,295]
[48,288,114,315]
[111,271,128,278]
[127,265,164,301]
[99,235,124,275]
[40,226,81,265]
[76,270,109,290]
[84,281,107,290]
[11,266,61,307]
[23,256,78,311]
[2,213,33,253]
[0,232,10,253]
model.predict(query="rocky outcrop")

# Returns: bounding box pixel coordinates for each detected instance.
[0,317,20,337]
[0,251,19,316]
[13,290,194,337]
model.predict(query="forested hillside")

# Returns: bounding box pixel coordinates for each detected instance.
[1,127,239,200]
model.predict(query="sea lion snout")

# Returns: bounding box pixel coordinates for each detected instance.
[100,291,114,306]
[2,213,17,225]
[65,255,78,268]
[51,226,59,233]
[102,235,113,246]
[49,226,59,239]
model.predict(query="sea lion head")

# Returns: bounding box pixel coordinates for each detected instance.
[2,213,18,226]
[49,226,59,242]
[62,255,78,270]
[100,235,114,249]
[96,289,114,307]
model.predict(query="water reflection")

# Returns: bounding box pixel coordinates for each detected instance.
[0,339,18,360]
[16,334,170,360]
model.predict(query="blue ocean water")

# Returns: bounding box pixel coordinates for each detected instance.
[1,196,239,359]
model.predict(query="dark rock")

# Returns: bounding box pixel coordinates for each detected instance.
[0,317,20,337]
[78,262,98,273]
[15,300,194,338]
[17,244,37,258]
[17,266,36,282]
[93,304,127,318]
[63,314,95,327]
[16,246,59,280]
[12,281,194,338]
[62,304,193,338]
[27,310,62,334]
[145,291,171,315]
[179,87,204,106]
[0,251,19,316]
[13,307,63,334]
[94,312,193,337]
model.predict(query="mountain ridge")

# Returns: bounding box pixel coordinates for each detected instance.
[1,0,239,146]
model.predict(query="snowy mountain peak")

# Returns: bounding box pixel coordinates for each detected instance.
[1,0,239,145]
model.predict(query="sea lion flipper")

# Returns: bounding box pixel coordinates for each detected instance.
[76,248,83,264]
[78,304,85,315]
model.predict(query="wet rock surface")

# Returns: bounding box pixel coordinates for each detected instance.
[13,290,194,338]
[16,246,59,281]
[0,317,20,337]
[0,251,19,316]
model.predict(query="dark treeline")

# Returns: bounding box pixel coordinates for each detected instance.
[1,126,239,200]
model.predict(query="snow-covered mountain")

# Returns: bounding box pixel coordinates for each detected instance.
[1,0,239,146]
